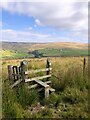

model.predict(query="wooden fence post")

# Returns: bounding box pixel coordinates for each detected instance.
[13,66,15,81]
[20,61,28,82]
[46,58,51,81]
[8,65,12,81]
[83,57,86,76]
[45,86,49,98]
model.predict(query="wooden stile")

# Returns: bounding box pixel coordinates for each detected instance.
[8,59,55,98]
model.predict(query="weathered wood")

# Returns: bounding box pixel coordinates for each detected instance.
[11,79,23,88]
[8,65,13,81]
[28,81,51,89]
[45,86,50,98]
[49,88,55,92]
[28,84,38,89]
[34,79,49,88]
[45,81,51,84]
[20,61,27,81]
[25,68,52,74]
[25,75,51,83]
[37,87,55,93]
[46,58,51,81]
[9,59,55,98]
[38,88,43,92]
[13,66,16,81]
[19,66,21,79]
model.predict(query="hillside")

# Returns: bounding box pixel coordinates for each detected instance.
[1,41,89,59]
[2,41,88,51]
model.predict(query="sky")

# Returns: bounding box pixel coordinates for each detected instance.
[0,0,89,43]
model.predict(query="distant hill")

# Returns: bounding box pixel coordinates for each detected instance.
[1,41,89,59]
[2,41,88,50]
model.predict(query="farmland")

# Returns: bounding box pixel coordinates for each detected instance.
[1,42,89,59]
[1,57,89,118]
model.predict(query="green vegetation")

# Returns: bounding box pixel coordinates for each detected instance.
[37,48,89,57]
[1,42,89,59]
[2,57,88,118]
[1,50,34,59]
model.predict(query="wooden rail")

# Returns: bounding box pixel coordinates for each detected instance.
[28,81,51,89]
[25,68,52,74]
[25,75,51,82]
[11,79,23,88]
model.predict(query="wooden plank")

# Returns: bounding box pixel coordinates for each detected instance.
[45,81,51,84]
[49,88,55,92]
[28,81,51,89]
[38,88,43,92]
[25,68,52,74]
[28,84,38,89]
[25,75,51,83]
[11,79,23,88]
[38,87,55,93]
[34,79,49,88]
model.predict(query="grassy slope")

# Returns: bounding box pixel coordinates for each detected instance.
[38,48,88,57]
[2,57,88,118]
[1,42,89,59]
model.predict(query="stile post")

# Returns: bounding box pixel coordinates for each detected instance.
[13,66,19,81]
[45,86,49,98]
[19,66,21,79]
[83,57,86,76]
[20,61,28,82]
[46,58,51,81]
[16,66,19,80]
[8,65,12,81]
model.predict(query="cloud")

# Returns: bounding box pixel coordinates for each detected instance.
[1,28,87,43]
[35,19,42,26]
[0,1,88,43]
[1,29,52,42]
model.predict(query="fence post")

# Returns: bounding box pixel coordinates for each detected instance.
[20,61,28,82]
[8,65,12,81]
[46,58,51,81]
[13,66,18,81]
[83,57,86,76]
[45,86,49,98]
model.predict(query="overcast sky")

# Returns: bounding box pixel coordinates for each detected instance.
[0,0,89,43]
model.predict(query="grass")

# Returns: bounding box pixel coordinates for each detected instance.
[1,57,89,118]
[1,42,89,59]
[38,48,89,57]
[0,50,34,59]
[1,48,88,59]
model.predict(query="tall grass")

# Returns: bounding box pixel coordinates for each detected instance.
[2,57,88,118]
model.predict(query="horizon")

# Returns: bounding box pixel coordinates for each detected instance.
[1,41,88,45]
[0,1,88,43]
